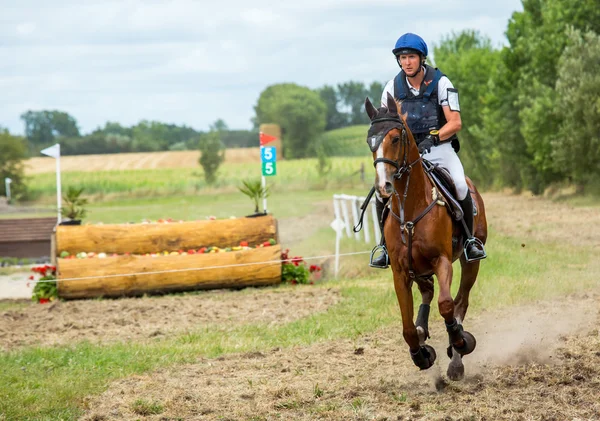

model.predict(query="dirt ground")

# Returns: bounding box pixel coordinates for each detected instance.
[81,291,600,421]
[0,288,340,351]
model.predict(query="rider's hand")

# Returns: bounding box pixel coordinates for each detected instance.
[418,133,439,155]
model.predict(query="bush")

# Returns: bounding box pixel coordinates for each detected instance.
[198,131,225,184]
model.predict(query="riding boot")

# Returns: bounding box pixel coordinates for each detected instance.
[459,194,487,262]
[370,198,390,269]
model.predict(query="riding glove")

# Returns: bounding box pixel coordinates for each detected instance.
[418,133,440,154]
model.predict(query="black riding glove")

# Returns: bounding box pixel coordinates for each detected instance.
[418,133,440,155]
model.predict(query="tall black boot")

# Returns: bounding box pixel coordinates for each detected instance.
[459,194,486,262]
[370,198,390,269]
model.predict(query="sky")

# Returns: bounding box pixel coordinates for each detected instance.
[1,0,523,135]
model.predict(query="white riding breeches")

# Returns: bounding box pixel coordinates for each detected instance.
[422,142,469,200]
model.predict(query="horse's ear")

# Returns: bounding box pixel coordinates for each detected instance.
[364,97,377,121]
[386,92,398,115]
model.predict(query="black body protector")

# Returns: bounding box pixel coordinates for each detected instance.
[393,64,460,153]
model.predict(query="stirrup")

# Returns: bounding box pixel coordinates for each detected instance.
[463,237,487,262]
[369,245,389,268]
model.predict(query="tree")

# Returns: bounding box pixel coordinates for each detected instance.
[508,0,600,193]
[337,81,371,126]
[254,83,326,158]
[0,129,29,200]
[553,28,600,191]
[433,30,501,188]
[20,110,80,149]
[198,131,225,184]
[317,85,346,130]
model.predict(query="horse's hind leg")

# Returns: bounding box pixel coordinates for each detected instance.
[416,276,434,345]
[447,256,481,381]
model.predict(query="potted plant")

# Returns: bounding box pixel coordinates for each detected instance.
[60,186,88,225]
[238,178,269,217]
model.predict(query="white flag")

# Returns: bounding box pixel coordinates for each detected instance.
[40,143,60,158]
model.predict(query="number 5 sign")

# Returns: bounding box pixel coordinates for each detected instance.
[261,146,277,176]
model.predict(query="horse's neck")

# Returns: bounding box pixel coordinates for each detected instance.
[392,143,430,220]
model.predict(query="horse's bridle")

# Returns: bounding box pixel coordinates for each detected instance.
[369,116,421,179]
[368,116,437,279]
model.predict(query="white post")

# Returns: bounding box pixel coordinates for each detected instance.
[361,196,371,243]
[340,198,352,237]
[334,226,341,278]
[371,199,380,244]
[350,196,360,241]
[56,147,62,224]
[4,178,11,202]
[261,175,267,214]
[40,143,62,224]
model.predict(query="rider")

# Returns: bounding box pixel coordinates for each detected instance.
[370,32,486,268]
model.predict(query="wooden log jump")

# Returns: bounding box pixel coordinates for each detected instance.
[56,215,278,255]
[56,216,281,299]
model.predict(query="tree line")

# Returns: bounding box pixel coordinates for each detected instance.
[253,0,600,194]
[2,0,600,199]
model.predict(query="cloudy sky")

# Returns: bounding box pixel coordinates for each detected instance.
[1,0,523,135]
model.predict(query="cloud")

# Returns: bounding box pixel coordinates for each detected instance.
[0,0,523,135]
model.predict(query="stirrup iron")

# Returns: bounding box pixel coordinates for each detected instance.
[369,244,389,268]
[463,237,487,262]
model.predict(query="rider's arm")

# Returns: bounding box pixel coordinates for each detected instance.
[439,106,462,141]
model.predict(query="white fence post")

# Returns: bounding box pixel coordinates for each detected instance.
[331,193,379,277]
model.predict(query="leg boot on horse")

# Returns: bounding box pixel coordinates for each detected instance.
[370,198,390,269]
[460,194,486,262]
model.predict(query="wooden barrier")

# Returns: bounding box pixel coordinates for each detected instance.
[56,215,278,255]
[58,245,281,299]
[56,215,281,299]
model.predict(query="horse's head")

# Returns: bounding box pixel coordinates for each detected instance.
[365,93,411,199]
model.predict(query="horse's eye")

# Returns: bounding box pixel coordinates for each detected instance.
[391,136,400,144]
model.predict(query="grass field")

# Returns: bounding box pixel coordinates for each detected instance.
[1,187,599,419]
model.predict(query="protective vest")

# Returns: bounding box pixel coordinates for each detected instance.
[393,65,460,152]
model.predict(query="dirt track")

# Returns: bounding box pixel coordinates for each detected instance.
[77,192,600,421]
[80,290,600,420]
[3,192,600,420]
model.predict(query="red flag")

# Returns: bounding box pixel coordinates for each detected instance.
[259,132,278,146]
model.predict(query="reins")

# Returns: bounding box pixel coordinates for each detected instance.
[370,116,437,279]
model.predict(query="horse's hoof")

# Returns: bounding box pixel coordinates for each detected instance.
[410,345,437,370]
[453,331,477,356]
[447,361,465,381]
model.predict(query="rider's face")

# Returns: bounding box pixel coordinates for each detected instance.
[398,54,421,77]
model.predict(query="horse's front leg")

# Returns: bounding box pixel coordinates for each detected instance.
[392,270,436,370]
[435,255,477,380]
[415,276,434,345]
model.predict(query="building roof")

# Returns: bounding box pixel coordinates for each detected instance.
[0,217,56,242]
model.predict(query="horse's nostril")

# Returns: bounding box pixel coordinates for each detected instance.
[384,182,393,194]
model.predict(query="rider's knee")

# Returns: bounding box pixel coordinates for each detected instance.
[455,179,469,200]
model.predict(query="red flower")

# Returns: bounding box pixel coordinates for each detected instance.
[29,275,34,280]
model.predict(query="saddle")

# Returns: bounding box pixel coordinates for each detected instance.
[421,159,463,221]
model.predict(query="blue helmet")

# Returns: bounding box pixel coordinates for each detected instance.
[392,33,428,57]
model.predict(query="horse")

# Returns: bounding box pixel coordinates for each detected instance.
[363,94,488,380]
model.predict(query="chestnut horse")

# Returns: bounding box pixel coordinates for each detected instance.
[364,94,488,380]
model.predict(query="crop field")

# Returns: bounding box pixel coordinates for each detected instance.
[1,187,600,420]
[25,155,372,201]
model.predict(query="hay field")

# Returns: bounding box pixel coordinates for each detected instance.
[24,148,261,175]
